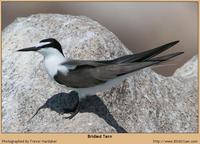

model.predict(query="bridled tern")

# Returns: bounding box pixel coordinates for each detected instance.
[18,38,183,119]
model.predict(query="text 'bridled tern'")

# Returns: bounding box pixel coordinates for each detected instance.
[17,38,183,120]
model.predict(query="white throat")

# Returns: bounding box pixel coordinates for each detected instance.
[40,48,68,78]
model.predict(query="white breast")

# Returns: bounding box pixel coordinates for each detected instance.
[38,47,68,79]
[43,53,68,78]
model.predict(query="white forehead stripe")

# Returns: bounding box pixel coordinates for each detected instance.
[36,42,51,47]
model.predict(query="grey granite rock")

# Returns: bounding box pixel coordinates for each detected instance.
[2,14,198,133]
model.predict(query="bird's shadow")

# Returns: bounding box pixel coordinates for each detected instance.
[31,91,127,133]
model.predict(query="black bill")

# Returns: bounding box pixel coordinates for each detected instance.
[17,46,38,52]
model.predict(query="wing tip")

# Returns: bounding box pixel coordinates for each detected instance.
[169,51,184,59]
[168,40,180,46]
[177,51,184,55]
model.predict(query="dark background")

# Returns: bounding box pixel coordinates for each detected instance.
[2,2,198,76]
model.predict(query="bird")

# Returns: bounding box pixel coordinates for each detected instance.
[17,38,183,119]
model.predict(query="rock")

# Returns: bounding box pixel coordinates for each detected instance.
[100,55,198,133]
[2,14,198,133]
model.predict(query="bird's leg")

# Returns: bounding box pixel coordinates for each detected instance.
[62,91,81,119]
[64,99,80,119]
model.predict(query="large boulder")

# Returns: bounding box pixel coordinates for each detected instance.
[2,14,198,133]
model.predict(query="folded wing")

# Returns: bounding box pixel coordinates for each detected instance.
[55,41,183,88]
[54,61,160,88]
